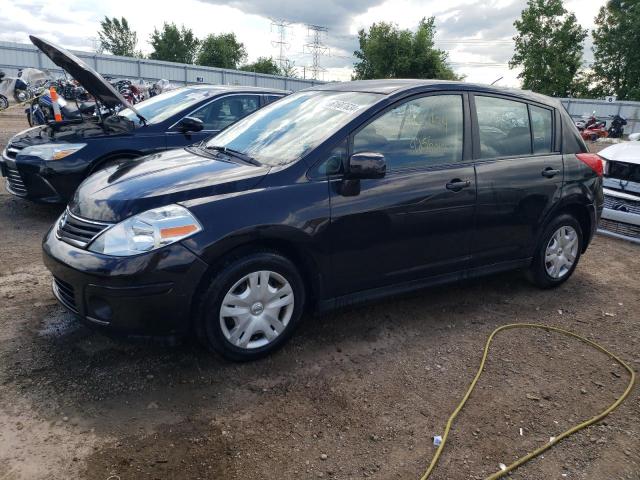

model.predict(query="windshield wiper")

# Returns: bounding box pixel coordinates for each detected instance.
[205,145,261,166]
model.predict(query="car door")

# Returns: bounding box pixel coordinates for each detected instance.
[326,92,476,297]
[165,94,262,148]
[471,94,564,266]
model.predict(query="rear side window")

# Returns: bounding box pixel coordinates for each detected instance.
[353,94,464,170]
[530,105,553,153]
[191,95,260,130]
[265,95,283,105]
[475,96,531,158]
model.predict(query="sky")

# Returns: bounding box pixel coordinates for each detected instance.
[0,0,607,87]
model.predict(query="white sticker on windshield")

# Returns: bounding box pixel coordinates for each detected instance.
[325,100,363,114]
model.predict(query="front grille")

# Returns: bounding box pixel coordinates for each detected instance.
[53,276,78,313]
[604,194,640,215]
[56,209,111,248]
[5,166,27,196]
[599,218,640,239]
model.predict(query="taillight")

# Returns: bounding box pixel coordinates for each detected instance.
[576,153,603,177]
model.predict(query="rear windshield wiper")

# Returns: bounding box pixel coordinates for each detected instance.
[205,145,261,166]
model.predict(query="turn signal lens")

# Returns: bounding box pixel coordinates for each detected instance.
[160,224,198,239]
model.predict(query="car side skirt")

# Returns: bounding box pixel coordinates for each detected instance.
[316,257,532,313]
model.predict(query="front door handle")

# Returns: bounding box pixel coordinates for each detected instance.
[446,179,471,192]
[541,167,561,178]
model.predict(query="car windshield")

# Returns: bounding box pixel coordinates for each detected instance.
[205,90,382,165]
[119,87,220,125]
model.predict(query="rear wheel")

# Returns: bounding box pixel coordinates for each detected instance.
[527,214,582,288]
[0,95,8,111]
[196,251,305,361]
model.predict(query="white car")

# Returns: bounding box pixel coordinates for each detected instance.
[598,142,640,243]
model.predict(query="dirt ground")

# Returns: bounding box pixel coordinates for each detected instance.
[0,112,638,480]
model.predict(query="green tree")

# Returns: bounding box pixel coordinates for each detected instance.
[240,57,281,75]
[353,17,459,80]
[197,33,247,69]
[592,0,640,100]
[510,0,587,97]
[149,23,199,64]
[97,16,138,57]
[280,59,298,78]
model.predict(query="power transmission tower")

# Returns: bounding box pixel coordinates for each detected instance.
[270,19,291,71]
[304,24,329,80]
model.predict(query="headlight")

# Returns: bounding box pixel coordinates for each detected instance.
[20,143,86,161]
[88,204,202,257]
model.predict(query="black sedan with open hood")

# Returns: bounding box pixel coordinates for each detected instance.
[0,36,286,203]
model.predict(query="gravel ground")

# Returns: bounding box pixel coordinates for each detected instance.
[0,113,638,480]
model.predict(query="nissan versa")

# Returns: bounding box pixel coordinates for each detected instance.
[0,36,285,203]
[43,80,603,361]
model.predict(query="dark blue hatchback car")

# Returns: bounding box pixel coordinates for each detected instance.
[42,79,603,361]
[0,36,285,203]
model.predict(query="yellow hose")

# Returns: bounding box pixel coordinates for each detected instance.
[419,323,636,480]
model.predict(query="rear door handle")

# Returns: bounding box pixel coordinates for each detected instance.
[541,167,561,178]
[446,179,471,192]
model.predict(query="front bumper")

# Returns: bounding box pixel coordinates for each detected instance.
[1,148,83,203]
[42,226,210,336]
[598,188,640,244]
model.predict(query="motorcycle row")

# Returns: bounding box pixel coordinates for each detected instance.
[575,111,628,141]
[0,68,175,126]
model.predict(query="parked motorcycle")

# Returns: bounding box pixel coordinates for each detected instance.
[608,114,627,138]
[0,71,31,110]
[26,84,98,126]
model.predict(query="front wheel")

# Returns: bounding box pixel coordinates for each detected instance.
[196,251,306,361]
[527,214,582,289]
[0,95,8,111]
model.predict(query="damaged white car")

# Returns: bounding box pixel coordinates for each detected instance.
[598,142,640,243]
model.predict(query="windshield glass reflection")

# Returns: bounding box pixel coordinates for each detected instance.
[206,91,381,166]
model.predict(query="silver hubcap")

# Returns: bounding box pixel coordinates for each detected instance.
[219,270,294,350]
[545,226,578,279]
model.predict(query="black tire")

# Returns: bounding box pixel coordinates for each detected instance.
[0,95,8,111]
[527,214,583,289]
[195,251,306,361]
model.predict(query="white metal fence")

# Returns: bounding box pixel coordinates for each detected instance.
[0,40,322,92]
[560,97,640,134]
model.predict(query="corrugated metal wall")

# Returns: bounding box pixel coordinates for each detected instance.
[560,97,640,134]
[0,40,323,92]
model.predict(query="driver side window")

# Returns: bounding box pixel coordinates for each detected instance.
[353,95,464,170]
[190,95,260,131]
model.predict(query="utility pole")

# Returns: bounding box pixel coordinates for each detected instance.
[304,24,329,80]
[270,19,291,72]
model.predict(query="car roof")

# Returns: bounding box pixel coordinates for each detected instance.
[182,84,289,95]
[310,79,559,108]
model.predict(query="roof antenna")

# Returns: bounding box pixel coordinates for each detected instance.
[490,76,504,86]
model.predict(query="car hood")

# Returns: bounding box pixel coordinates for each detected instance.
[30,35,142,117]
[8,117,132,150]
[68,148,271,222]
[599,142,640,165]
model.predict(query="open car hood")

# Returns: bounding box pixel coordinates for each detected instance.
[29,35,142,118]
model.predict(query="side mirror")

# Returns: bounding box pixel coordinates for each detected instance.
[177,116,204,133]
[347,152,386,179]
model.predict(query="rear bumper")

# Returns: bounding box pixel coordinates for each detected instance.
[42,226,210,336]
